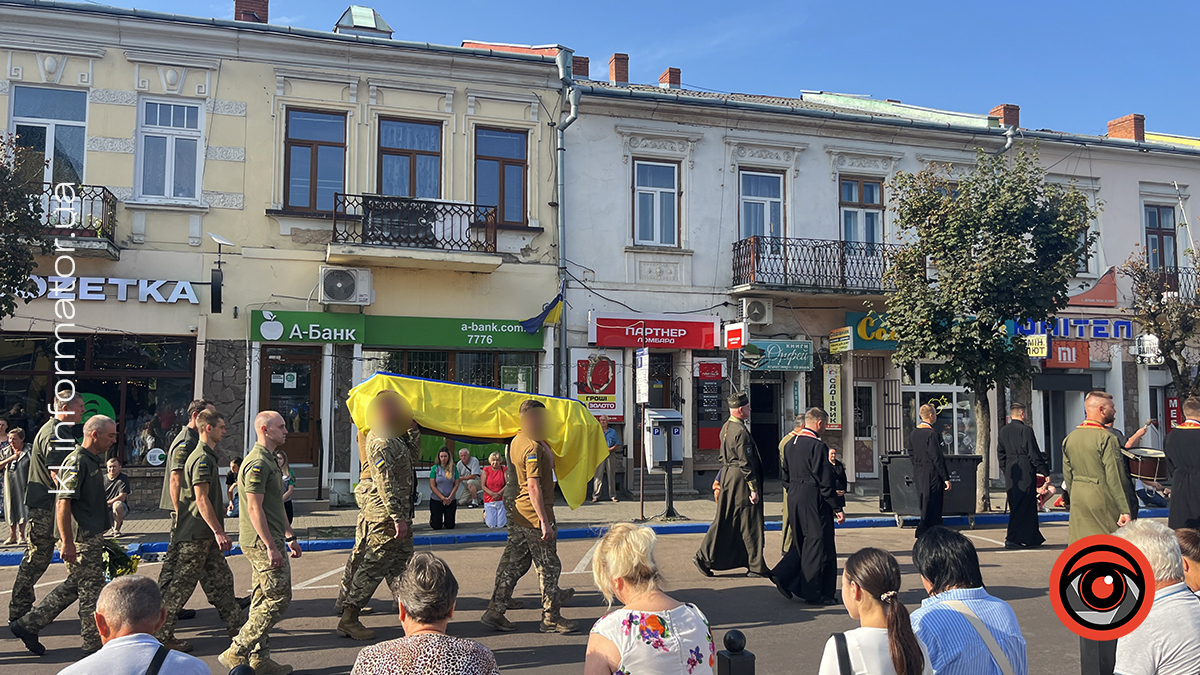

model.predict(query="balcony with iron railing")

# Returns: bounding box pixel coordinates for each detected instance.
[1145,265,1200,302]
[731,236,900,295]
[328,193,503,272]
[32,183,120,260]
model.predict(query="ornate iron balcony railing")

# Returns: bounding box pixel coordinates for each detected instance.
[332,194,498,254]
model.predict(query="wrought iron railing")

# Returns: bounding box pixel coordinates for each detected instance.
[332,194,498,254]
[1148,265,1200,302]
[34,183,118,242]
[732,236,901,292]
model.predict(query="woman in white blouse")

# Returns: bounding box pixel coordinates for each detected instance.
[818,547,932,675]
[585,523,714,675]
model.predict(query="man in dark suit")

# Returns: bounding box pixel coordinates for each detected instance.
[909,404,950,539]
[998,403,1049,549]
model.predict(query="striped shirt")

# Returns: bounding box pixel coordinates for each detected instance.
[910,587,1028,675]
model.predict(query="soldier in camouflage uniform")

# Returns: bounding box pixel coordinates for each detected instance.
[156,399,214,618]
[8,393,84,624]
[156,410,244,652]
[481,400,576,634]
[219,411,302,675]
[336,390,418,640]
[10,415,117,656]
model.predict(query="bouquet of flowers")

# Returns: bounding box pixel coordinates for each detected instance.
[102,539,140,581]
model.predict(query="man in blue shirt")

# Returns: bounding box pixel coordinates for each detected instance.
[592,415,621,503]
[910,527,1029,675]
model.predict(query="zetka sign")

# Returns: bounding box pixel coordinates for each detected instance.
[589,312,720,349]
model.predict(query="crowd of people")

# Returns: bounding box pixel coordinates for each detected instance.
[3,386,1200,675]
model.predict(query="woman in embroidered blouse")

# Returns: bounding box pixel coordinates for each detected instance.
[585,523,714,675]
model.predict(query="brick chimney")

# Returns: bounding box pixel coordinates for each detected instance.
[1108,114,1145,142]
[990,103,1020,128]
[572,55,589,79]
[658,67,681,89]
[609,53,628,86]
[234,0,268,22]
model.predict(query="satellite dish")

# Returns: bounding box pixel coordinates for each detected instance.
[208,232,234,246]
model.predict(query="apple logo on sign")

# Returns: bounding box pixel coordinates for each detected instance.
[260,311,285,341]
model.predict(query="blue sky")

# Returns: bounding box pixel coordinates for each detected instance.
[120,0,1198,137]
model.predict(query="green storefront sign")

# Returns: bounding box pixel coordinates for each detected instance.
[739,340,814,371]
[250,310,542,349]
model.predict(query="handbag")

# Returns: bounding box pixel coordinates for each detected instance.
[943,600,1016,675]
[833,632,853,675]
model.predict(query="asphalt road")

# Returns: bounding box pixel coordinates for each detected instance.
[0,521,1083,674]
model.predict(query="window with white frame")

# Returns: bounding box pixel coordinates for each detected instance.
[633,160,678,246]
[11,85,87,186]
[137,100,203,200]
[840,176,884,248]
[740,171,783,239]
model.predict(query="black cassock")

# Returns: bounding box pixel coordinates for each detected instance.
[998,419,1049,547]
[1166,425,1200,529]
[695,417,768,575]
[771,432,840,602]
[909,426,949,539]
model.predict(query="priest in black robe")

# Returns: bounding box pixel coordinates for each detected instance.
[998,402,1049,548]
[1166,396,1200,529]
[771,407,844,604]
[695,392,769,578]
[910,403,950,539]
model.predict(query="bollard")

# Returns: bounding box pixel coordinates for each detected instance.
[717,628,755,675]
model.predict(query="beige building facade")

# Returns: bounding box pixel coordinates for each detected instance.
[0,0,568,506]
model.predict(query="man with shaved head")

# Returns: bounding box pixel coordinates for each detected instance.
[1064,390,1132,675]
[220,410,302,675]
[11,413,117,655]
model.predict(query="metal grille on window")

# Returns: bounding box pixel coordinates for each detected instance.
[455,352,495,387]
[406,351,448,381]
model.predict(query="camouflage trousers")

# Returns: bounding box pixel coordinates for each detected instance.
[158,513,227,612]
[342,518,414,611]
[333,512,403,613]
[229,538,292,660]
[487,522,563,620]
[155,538,244,642]
[9,506,55,622]
[17,534,106,651]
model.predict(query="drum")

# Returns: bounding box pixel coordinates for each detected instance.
[1123,447,1168,481]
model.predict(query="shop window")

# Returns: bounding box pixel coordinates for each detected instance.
[901,362,976,455]
[455,352,496,387]
[0,333,194,466]
[474,128,527,225]
[285,109,346,212]
[379,118,441,199]
[362,349,538,393]
[137,99,203,201]
[406,351,449,381]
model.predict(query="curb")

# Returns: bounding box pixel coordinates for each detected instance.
[0,508,1169,567]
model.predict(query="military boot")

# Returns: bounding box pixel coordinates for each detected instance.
[249,656,294,675]
[217,646,248,670]
[336,607,376,641]
[558,587,576,605]
[480,608,517,632]
[539,615,578,634]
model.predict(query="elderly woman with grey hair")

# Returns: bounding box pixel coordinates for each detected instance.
[351,552,500,675]
[1112,519,1200,675]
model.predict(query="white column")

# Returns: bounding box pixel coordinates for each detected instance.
[245,341,261,453]
[1137,363,1151,426]
[539,326,556,396]
[987,388,1000,479]
[1110,344,1125,433]
[350,343,363,486]
[320,343,334,487]
[1030,388,1046,459]
[841,358,856,480]
[681,350,695,478]
[193,315,207,399]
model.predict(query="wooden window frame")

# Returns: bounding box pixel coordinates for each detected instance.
[839,175,885,244]
[283,108,347,213]
[474,126,528,226]
[1144,203,1178,271]
[377,117,442,199]
[737,168,786,240]
[631,158,682,247]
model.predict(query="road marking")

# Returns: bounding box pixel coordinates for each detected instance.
[963,533,1007,547]
[0,579,66,596]
[294,584,339,590]
[565,540,599,575]
[295,567,344,589]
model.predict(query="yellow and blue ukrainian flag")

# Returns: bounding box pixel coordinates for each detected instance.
[520,284,564,334]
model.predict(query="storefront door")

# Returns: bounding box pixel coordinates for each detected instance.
[750,382,780,478]
[260,346,322,465]
[854,383,878,478]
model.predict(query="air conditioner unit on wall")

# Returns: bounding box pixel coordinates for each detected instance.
[742,297,773,325]
[319,266,374,306]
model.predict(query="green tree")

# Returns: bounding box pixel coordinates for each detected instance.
[884,147,1097,511]
[1119,247,1200,397]
[0,133,50,319]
